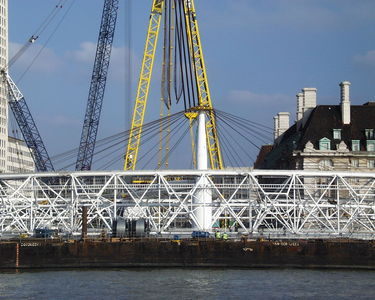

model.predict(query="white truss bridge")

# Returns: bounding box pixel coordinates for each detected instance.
[0,169,374,239]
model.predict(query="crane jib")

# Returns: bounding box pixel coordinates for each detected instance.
[75,0,119,171]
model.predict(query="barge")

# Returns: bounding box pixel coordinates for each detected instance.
[1,237,375,269]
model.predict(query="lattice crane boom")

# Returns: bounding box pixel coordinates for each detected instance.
[2,71,54,172]
[183,0,223,169]
[124,0,222,170]
[124,0,164,171]
[76,0,119,171]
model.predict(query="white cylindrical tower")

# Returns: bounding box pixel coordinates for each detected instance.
[193,111,212,230]
[197,111,208,170]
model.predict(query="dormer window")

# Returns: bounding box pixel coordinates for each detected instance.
[352,140,360,151]
[319,138,331,150]
[333,129,341,140]
[367,140,375,152]
[365,129,374,139]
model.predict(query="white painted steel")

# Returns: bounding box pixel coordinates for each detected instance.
[197,111,208,171]
[0,170,374,239]
[5,73,24,101]
[194,111,212,230]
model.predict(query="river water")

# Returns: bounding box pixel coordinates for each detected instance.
[0,269,374,299]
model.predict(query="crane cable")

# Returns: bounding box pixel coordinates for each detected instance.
[96,113,186,170]
[14,0,75,83]
[55,112,185,170]
[8,0,69,69]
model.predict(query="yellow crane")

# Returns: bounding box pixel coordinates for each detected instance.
[124,0,223,170]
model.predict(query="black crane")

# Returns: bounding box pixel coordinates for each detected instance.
[3,71,54,172]
[75,0,119,171]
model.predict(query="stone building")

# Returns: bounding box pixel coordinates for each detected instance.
[0,0,35,173]
[7,136,35,173]
[255,81,375,172]
[0,0,9,172]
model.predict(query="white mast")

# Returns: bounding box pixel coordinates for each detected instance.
[193,111,212,230]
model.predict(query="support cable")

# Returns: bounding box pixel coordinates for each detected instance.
[100,114,183,168]
[98,114,184,170]
[141,117,187,169]
[216,109,273,132]
[217,126,238,167]
[16,0,76,83]
[8,0,68,68]
[217,119,245,166]
[58,112,184,170]
[216,111,272,145]
[215,113,261,150]
[217,117,253,164]
[156,122,190,169]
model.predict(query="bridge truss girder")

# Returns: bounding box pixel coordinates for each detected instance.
[0,170,374,239]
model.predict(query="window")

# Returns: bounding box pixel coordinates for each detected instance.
[352,140,360,151]
[367,140,375,152]
[319,159,334,170]
[350,159,359,168]
[319,138,331,150]
[365,129,374,139]
[333,129,341,140]
[368,160,375,168]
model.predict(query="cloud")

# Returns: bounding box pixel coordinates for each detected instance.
[68,42,96,63]
[354,50,375,67]
[203,0,375,32]
[228,90,291,105]
[9,41,63,72]
[43,115,81,127]
[67,42,138,82]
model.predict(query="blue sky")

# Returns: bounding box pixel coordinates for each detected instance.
[8,0,375,169]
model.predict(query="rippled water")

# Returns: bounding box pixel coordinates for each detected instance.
[0,269,374,299]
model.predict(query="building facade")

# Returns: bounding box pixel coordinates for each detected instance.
[0,0,8,172]
[256,81,375,173]
[7,136,35,173]
[0,1,35,173]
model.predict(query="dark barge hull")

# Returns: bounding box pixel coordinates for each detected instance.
[1,238,375,269]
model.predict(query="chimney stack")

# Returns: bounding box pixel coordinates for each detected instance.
[296,92,304,121]
[274,112,290,140]
[301,88,317,127]
[274,115,279,140]
[302,88,317,113]
[340,81,351,125]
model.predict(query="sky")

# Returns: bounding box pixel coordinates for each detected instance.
[8,0,375,170]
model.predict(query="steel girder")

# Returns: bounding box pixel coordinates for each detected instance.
[0,170,374,238]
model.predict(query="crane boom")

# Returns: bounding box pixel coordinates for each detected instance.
[3,71,54,172]
[124,0,164,170]
[124,0,222,170]
[184,0,223,169]
[75,0,119,171]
